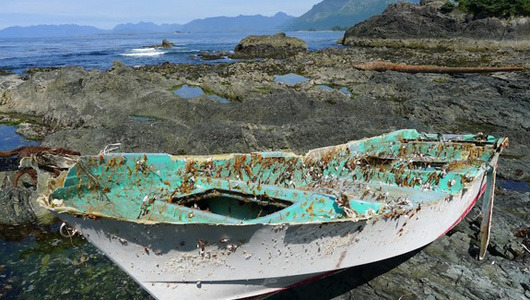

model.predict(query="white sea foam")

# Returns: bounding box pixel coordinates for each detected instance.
[131,48,156,52]
[175,49,200,53]
[121,48,166,57]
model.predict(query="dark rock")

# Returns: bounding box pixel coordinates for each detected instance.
[0,69,12,76]
[24,67,61,74]
[0,170,57,226]
[233,33,307,59]
[0,188,35,225]
[161,39,174,48]
[0,172,36,225]
[342,0,530,43]
[145,39,175,48]
[197,50,231,61]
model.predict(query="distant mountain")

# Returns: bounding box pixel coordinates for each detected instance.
[182,12,294,32]
[284,0,419,31]
[108,13,293,33]
[0,24,105,38]
[111,22,182,33]
[0,12,295,38]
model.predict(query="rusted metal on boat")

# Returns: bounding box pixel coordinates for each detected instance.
[31,129,507,300]
[0,146,80,186]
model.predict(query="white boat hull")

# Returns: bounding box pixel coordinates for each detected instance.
[56,171,487,300]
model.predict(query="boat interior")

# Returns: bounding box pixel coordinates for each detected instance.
[48,129,505,224]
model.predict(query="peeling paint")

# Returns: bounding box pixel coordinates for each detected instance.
[31,129,507,300]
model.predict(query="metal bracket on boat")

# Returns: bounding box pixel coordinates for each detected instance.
[478,137,508,260]
[59,222,80,238]
[478,154,500,260]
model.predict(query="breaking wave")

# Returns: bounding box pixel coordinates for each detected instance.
[121,48,166,57]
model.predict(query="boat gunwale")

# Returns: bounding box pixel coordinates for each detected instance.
[38,129,507,226]
[45,177,470,226]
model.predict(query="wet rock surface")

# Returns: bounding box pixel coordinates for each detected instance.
[0,42,529,299]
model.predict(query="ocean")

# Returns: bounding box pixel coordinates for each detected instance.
[0,31,344,74]
[0,31,343,300]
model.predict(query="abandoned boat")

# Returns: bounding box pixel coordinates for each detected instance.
[33,129,507,300]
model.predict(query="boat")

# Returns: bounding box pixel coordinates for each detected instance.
[30,129,507,300]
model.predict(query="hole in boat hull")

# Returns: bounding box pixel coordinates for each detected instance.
[173,189,293,220]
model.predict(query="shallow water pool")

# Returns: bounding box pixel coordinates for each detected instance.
[274,73,310,86]
[0,125,39,151]
[173,84,230,103]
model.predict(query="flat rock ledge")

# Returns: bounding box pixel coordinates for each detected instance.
[233,32,307,59]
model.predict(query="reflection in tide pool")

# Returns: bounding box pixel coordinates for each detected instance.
[0,125,39,151]
[498,179,530,193]
[130,116,156,122]
[173,84,205,99]
[274,73,310,86]
[316,85,334,91]
[340,87,353,95]
[173,84,230,103]
[316,85,353,96]
[208,94,230,104]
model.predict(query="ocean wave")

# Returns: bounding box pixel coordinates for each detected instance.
[169,49,201,53]
[121,48,166,57]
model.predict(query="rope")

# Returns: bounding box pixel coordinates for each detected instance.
[59,222,78,238]
[99,143,122,155]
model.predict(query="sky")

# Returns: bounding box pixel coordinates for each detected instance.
[0,0,323,30]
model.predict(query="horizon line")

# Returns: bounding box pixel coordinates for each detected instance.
[0,11,296,31]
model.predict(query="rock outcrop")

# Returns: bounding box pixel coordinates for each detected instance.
[341,0,530,45]
[145,39,175,48]
[233,33,307,59]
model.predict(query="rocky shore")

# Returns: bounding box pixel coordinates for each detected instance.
[1,46,528,179]
[1,6,529,299]
[341,0,530,50]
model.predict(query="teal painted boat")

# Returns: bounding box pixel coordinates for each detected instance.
[33,129,507,300]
